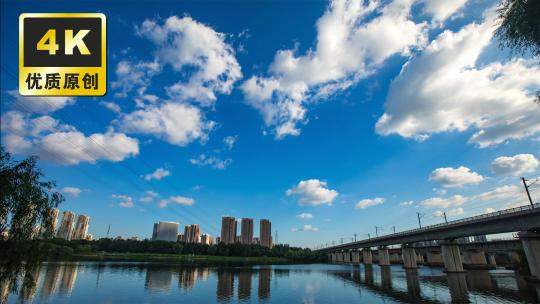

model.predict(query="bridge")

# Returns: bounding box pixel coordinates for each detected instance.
[318,204,540,280]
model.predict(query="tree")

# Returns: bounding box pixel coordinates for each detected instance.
[495,0,540,104]
[0,147,64,240]
[495,0,540,56]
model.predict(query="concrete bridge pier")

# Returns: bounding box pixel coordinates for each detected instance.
[389,252,401,264]
[363,249,373,265]
[352,250,361,264]
[402,246,418,269]
[378,247,390,266]
[441,240,465,273]
[519,231,540,281]
[425,251,443,266]
[337,251,344,263]
[507,251,521,269]
[463,249,492,269]
[344,250,352,263]
[416,253,425,265]
[330,252,337,263]
[488,254,497,266]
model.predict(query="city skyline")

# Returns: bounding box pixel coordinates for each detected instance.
[1,0,539,248]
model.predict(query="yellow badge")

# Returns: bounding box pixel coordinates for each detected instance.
[19,13,106,96]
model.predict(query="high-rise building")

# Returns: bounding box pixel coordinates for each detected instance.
[220,216,237,244]
[241,218,254,245]
[71,214,90,240]
[151,221,179,242]
[200,234,213,245]
[260,219,272,248]
[57,211,75,240]
[177,234,184,242]
[152,223,158,240]
[184,224,200,243]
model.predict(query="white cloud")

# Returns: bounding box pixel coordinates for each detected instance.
[143,167,171,181]
[113,194,134,208]
[140,190,159,203]
[100,101,121,113]
[157,195,194,208]
[491,154,539,176]
[420,0,468,26]
[189,154,231,170]
[485,207,496,214]
[476,185,521,202]
[286,179,338,206]
[376,10,540,147]
[111,60,161,99]
[1,111,139,165]
[292,224,319,232]
[296,213,313,219]
[399,200,414,206]
[429,166,484,188]
[7,90,75,113]
[37,131,139,165]
[241,0,427,138]
[118,102,214,147]
[355,197,384,209]
[223,135,238,150]
[62,187,81,197]
[447,207,464,216]
[137,16,242,106]
[420,195,468,208]
[433,207,464,217]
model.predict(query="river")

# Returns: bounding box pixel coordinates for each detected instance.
[3,262,540,303]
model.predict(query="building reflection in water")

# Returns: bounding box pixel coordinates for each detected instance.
[19,267,42,301]
[258,267,271,300]
[178,268,196,292]
[217,269,234,301]
[145,267,172,293]
[447,273,469,303]
[405,269,421,299]
[237,268,252,300]
[58,263,79,296]
[40,263,63,299]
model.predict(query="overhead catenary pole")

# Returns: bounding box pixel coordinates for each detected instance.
[443,212,448,224]
[375,226,382,237]
[522,177,535,208]
[416,212,423,229]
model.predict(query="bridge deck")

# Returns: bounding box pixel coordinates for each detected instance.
[320,203,540,252]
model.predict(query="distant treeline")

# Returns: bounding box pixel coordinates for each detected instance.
[0,238,326,263]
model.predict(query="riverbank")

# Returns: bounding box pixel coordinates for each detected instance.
[72,252,288,264]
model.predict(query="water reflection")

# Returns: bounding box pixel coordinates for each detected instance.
[237,269,251,300]
[258,267,271,300]
[217,269,234,301]
[3,262,540,303]
[145,266,172,293]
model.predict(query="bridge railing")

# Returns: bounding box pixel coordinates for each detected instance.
[323,203,539,250]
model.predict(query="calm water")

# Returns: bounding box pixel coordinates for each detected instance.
[4,262,540,303]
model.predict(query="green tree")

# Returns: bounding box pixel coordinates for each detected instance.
[0,147,64,240]
[495,0,540,56]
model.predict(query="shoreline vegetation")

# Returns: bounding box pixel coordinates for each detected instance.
[1,238,326,265]
[72,252,288,264]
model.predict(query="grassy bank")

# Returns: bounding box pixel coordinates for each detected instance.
[72,252,288,264]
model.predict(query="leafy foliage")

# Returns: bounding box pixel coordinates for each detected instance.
[1,147,64,240]
[495,0,540,56]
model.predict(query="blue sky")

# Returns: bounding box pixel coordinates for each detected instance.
[1,0,539,248]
